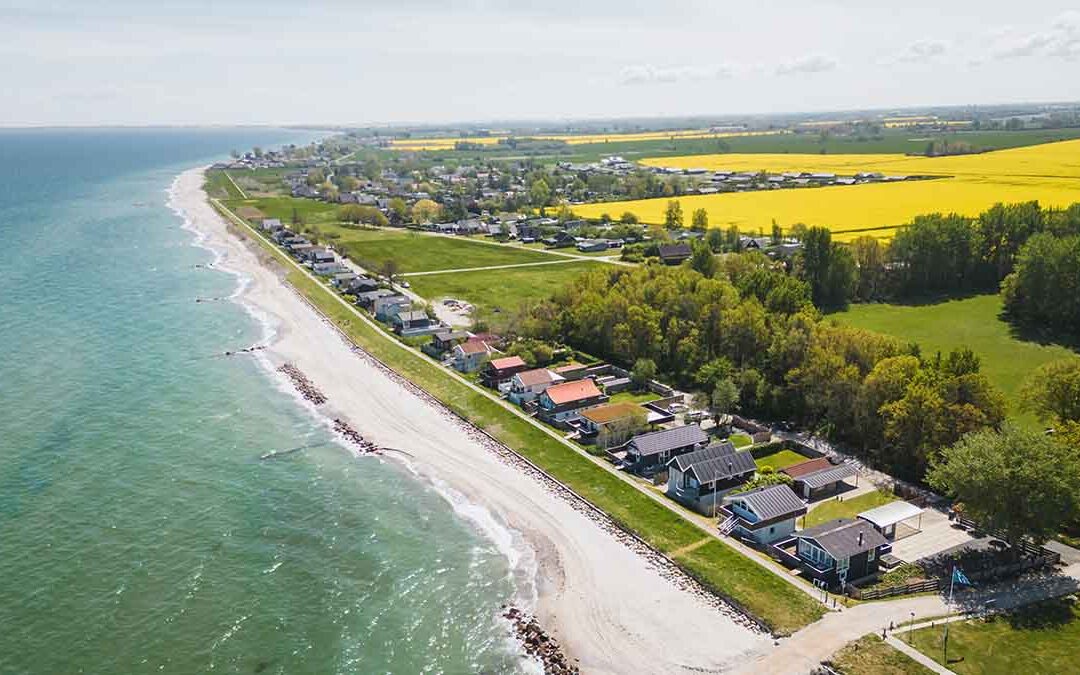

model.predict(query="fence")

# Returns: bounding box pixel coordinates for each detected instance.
[846,553,1059,600]
[953,515,1062,564]
[846,578,942,601]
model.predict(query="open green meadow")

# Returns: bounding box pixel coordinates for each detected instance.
[225,195,341,225]
[833,294,1076,425]
[828,634,934,675]
[909,597,1080,674]
[405,262,599,314]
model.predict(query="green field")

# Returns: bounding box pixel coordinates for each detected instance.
[607,390,660,405]
[909,597,1080,674]
[225,195,341,225]
[214,197,826,635]
[729,433,753,448]
[803,490,897,528]
[321,227,560,274]
[406,262,599,314]
[829,634,934,675]
[755,449,808,471]
[834,294,1076,425]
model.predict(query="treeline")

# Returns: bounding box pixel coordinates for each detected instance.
[522,264,1005,480]
[1002,233,1080,334]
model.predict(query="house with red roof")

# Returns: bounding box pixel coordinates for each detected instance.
[537,379,608,425]
[480,355,529,389]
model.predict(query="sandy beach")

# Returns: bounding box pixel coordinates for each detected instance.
[174,167,769,673]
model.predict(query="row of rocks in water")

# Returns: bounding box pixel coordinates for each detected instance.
[332,417,381,454]
[502,606,578,675]
[277,363,327,405]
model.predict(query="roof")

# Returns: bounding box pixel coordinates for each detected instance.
[797,462,859,489]
[554,363,588,374]
[489,356,527,371]
[658,243,692,258]
[727,484,806,521]
[457,340,492,355]
[581,402,646,424]
[669,442,756,482]
[782,457,833,478]
[857,501,923,530]
[434,330,468,341]
[514,368,562,387]
[395,310,429,322]
[796,518,888,559]
[628,425,708,458]
[543,379,603,405]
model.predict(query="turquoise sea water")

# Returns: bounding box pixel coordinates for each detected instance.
[0,129,525,674]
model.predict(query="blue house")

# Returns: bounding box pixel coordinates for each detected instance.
[666,441,756,515]
[723,484,807,545]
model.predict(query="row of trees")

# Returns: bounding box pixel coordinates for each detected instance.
[1002,233,1080,334]
[520,264,1006,480]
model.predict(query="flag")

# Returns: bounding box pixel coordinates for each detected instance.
[952,566,971,586]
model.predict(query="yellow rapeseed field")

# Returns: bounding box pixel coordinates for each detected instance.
[389,129,785,151]
[570,139,1080,238]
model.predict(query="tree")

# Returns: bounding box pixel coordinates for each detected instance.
[1002,234,1080,334]
[597,409,648,449]
[795,226,857,308]
[1021,357,1080,424]
[689,241,719,277]
[620,211,639,224]
[705,228,725,252]
[387,198,408,226]
[411,198,441,224]
[711,378,740,421]
[850,235,887,302]
[731,469,793,494]
[529,178,552,209]
[771,222,783,245]
[664,200,684,229]
[380,259,401,283]
[928,425,1080,545]
[691,208,709,232]
[630,358,657,390]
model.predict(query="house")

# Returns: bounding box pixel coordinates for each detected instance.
[307,249,336,265]
[452,340,496,373]
[507,368,565,405]
[658,243,692,265]
[622,425,708,475]
[373,294,412,321]
[480,356,529,389]
[793,518,888,587]
[723,484,807,544]
[537,379,608,425]
[425,329,469,357]
[577,402,648,448]
[544,231,578,248]
[355,288,395,309]
[391,310,440,336]
[782,458,860,500]
[261,218,284,232]
[347,277,380,295]
[331,272,358,288]
[666,442,757,514]
[576,239,609,253]
[553,363,589,381]
[312,261,346,275]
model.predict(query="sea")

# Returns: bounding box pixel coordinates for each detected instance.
[0,128,532,674]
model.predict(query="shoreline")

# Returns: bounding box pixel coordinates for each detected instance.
[174,166,769,673]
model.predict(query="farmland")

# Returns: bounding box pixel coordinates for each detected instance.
[388,129,784,151]
[833,294,1077,424]
[569,138,1080,237]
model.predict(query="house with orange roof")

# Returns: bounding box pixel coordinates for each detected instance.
[507,368,565,405]
[536,379,608,425]
[480,355,529,389]
[577,402,648,448]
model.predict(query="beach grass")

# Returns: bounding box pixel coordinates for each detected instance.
[802,490,898,528]
[828,634,935,675]
[754,449,808,471]
[215,198,826,635]
[832,294,1077,427]
[908,597,1080,674]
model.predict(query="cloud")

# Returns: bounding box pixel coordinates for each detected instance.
[774,54,836,76]
[896,39,948,63]
[618,63,735,85]
[992,12,1080,60]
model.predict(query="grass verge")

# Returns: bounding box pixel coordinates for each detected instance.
[828,634,935,674]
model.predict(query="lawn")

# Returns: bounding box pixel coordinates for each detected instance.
[802,490,897,528]
[729,433,753,448]
[828,634,934,675]
[606,390,661,405]
[834,294,1076,426]
[405,262,599,313]
[909,597,1080,674]
[225,195,341,226]
[754,449,808,471]
[214,199,826,635]
[321,226,561,274]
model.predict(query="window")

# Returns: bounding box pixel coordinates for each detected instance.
[868,546,876,562]
[769,526,775,535]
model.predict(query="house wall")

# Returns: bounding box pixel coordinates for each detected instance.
[736,518,796,545]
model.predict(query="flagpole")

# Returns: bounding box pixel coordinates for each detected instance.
[944,565,956,664]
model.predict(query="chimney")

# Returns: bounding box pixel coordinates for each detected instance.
[858,532,864,546]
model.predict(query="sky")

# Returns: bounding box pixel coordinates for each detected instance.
[2,1,1080,127]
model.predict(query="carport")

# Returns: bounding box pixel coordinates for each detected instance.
[857,501,923,541]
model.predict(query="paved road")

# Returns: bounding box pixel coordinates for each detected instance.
[737,562,1080,674]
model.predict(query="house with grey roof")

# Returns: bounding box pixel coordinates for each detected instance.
[666,441,756,515]
[623,425,708,475]
[723,484,807,545]
[391,310,441,337]
[794,518,889,587]
[373,294,412,321]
